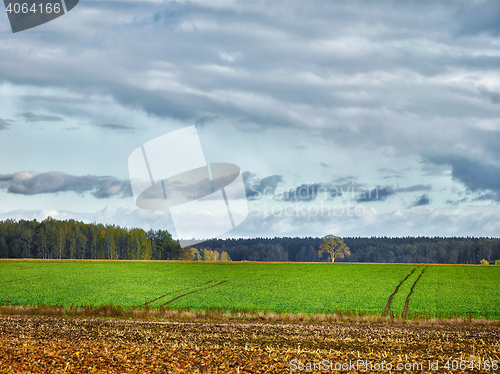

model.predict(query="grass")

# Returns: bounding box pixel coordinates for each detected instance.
[408,265,499,318]
[385,265,423,317]
[0,260,498,319]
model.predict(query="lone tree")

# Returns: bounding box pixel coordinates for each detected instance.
[318,235,350,263]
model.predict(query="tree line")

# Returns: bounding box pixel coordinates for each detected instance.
[0,218,499,264]
[196,236,500,264]
[0,218,180,260]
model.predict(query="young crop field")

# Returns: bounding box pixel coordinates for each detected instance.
[0,260,499,319]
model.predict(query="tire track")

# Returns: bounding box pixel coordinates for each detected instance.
[382,267,417,317]
[142,281,213,307]
[401,267,426,318]
[162,280,229,306]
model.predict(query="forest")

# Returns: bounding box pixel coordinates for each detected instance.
[196,236,500,264]
[0,218,499,264]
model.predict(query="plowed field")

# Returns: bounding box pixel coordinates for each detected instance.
[0,316,498,373]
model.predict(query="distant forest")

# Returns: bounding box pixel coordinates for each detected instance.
[0,218,499,264]
[196,237,500,264]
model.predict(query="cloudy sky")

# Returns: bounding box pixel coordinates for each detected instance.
[0,0,499,239]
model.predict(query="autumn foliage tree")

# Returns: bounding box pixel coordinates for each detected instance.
[178,247,232,261]
[318,235,350,262]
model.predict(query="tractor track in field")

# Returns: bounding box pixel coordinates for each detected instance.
[162,280,229,306]
[401,267,426,318]
[142,280,214,307]
[382,267,417,317]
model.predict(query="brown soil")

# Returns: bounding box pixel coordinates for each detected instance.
[0,315,498,373]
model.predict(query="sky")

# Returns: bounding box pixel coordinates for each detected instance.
[0,0,499,239]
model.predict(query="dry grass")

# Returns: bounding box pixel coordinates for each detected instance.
[0,303,497,326]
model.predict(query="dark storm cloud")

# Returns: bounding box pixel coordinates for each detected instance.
[428,155,500,193]
[412,194,431,207]
[97,123,134,131]
[0,172,132,199]
[20,111,63,122]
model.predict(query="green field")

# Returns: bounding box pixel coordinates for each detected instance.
[0,260,498,318]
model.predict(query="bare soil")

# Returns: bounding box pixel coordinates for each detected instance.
[0,315,499,373]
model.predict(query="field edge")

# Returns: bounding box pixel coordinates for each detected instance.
[0,303,498,327]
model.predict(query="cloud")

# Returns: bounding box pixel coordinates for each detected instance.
[0,1,498,237]
[453,1,500,37]
[2,1,496,134]
[281,183,327,202]
[428,155,500,192]
[242,176,427,204]
[446,197,469,206]
[243,172,283,200]
[243,175,433,203]
[151,1,191,29]
[97,123,134,131]
[0,171,132,199]
[0,207,172,232]
[3,203,499,238]
[420,162,451,177]
[412,194,431,207]
[380,168,403,179]
[242,176,370,202]
[478,88,500,105]
[378,168,400,174]
[357,186,394,202]
[20,112,63,122]
[396,184,432,193]
[0,118,11,130]
[232,204,500,238]
[332,176,358,184]
[473,192,500,203]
